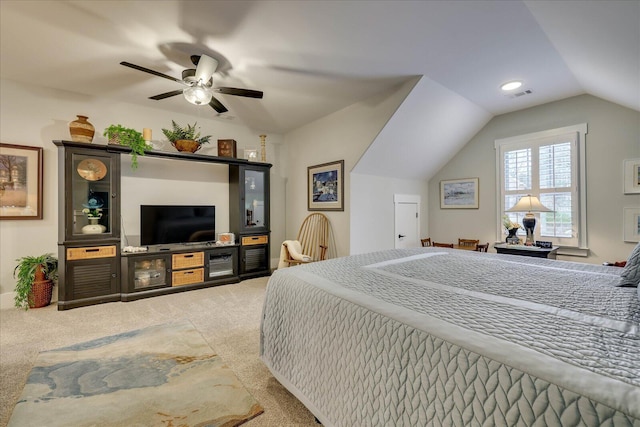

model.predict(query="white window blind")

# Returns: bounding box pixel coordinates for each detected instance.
[495,124,587,251]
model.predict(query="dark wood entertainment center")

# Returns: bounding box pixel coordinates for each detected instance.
[53,140,271,310]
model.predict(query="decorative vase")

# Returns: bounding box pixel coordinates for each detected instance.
[172,139,201,153]
[82,217,106,234]
[69,115,95,143]
[506,228,519,243]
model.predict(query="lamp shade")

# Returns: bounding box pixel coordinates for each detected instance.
[183,84,212,105]
[506,195,552,213]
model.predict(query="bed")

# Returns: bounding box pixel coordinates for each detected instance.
[260,248,640,426]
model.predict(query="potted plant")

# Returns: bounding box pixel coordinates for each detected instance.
[103,124,148,169]
[13,253,58,310]
[162,120,212,153]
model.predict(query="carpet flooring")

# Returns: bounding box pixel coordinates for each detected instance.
[0,277,316,427]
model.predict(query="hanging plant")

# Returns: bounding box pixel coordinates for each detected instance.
[103,124,147,169]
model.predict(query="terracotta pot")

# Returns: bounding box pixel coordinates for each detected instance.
[172,139,201,153]
[34,264,46,282]
[69,115,95,143]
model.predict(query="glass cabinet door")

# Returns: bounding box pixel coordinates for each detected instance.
[68,151,119,240]
[134,257,168,289]
[244,168,268,231]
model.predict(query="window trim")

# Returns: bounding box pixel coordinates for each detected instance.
[494,123,588,254]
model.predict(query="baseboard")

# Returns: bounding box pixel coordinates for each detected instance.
[1,289,58,310]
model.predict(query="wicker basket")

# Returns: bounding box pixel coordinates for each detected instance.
[172,139,201,153]
[28,280,53,309]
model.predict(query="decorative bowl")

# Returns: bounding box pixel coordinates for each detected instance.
[172,139,201,153]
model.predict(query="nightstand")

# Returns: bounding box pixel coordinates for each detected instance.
[493,243,558,259]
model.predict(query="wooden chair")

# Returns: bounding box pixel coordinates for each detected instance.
[420,238,432,247]
[433,242,454,248]
[475,243,489,252]
[283,213,330,266]
[458,238,480,249]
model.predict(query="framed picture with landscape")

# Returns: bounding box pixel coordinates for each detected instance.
[0,143,43,220]
[440,177,479,209]
[308,160,344,211]
[623,158,640,194]
[624,207,640,243]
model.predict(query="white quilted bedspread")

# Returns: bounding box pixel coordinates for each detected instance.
[260,248,640,426]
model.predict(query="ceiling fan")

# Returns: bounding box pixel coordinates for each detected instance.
[120,54,263,114]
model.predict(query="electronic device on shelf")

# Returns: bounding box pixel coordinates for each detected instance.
[217,232,235,245]
[140,205,215,247]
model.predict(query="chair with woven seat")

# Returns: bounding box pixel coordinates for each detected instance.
[458,238,480,249]
[433,242,454,248]
[280,213,331,268]
[421,238,432,247]
[475,243,489,252]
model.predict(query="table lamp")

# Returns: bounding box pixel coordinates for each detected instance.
[505,194,553,245]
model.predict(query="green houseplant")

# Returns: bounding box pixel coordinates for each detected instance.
[162,120,212,153]
[103,124,147,169]
[13,253,58,310]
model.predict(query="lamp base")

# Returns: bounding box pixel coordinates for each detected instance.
[522,214,536,245]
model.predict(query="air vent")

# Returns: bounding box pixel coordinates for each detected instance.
[506,89,533,99]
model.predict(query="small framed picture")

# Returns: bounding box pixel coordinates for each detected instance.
[623,158,640,194]
[0,143,43,219]
[308,160,344,211]
[440,178,479,209]
[217,139,237,158]
[244,148,258,161]
[624,207,640,242]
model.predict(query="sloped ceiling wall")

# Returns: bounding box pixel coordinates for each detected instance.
[353,76,493,181]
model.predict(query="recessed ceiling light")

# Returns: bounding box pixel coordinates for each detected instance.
[501,81,523,91]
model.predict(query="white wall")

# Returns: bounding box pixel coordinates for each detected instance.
[350,173,429,255]
[428,94,640,263]
[283,80,416,257]
[0,79,285,305]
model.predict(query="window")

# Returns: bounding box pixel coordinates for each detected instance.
[495,124,587,251]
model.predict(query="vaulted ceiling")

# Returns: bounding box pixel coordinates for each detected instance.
[1,1,638,179]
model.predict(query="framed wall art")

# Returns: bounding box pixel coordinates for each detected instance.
[623,158,640,194]
[0,143,43,219]
[308,160,344,211]
[440,177,479,209]
[624,207,640,243]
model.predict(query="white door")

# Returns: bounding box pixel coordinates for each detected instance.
[394,194,420,249]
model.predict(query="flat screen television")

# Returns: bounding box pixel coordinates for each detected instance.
[140,205,215,246]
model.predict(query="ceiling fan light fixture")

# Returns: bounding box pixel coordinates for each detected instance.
[500,80,523,91]
[183,84,212,105]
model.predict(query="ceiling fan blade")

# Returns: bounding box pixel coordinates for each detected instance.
[194,54,218,84]
[149,89,184,100]
[214,87,263,99]
[120,61,183,83]
[209,96,228,114]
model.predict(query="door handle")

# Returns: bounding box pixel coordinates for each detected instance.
[398,234,406,239]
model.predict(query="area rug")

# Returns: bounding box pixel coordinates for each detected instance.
[8,320,263,427]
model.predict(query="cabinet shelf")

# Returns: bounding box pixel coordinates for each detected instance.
[53,140,272,167]
[54,139,271,310]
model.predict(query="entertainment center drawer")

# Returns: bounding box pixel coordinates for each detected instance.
[67,245,117,260]
[172,268,204,286]
[242,235,268,246]
[172,252,204,269]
